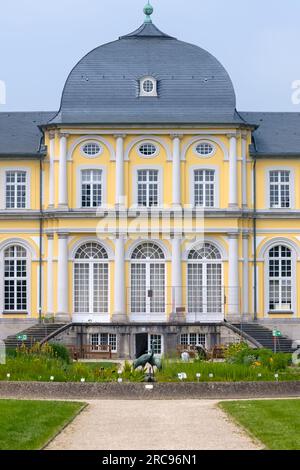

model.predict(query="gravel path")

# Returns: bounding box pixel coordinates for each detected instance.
[46,400,261,450]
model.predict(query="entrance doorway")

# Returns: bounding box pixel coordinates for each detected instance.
[135,333,148,358]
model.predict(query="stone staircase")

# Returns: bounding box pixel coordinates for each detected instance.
[4,323,68,350]
[234,323,294,353]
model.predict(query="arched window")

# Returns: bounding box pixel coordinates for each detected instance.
[4,245,28,312]
[187,243,222,314]
[268,245,292,312]
[131,243,165,317]
[74,242,108,314]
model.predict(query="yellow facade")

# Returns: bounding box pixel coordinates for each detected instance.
[1,128,299,325]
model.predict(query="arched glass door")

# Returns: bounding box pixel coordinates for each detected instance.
[74,242,109,319]
[130,242,166,321]
[187,243,223,321]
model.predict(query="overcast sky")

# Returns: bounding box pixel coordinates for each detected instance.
[0,0,300,112]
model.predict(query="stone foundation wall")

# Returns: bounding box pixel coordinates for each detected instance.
[51,323,223,359]
[0,381,299,400]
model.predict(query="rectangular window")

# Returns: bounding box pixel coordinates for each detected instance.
[81,169,102,208]
[137,169,159,207]
[5,171,27,209]
[180,334,206,348]
[269,170,290,208]
[194,169,215,207]
[149,334,162,355]
[90,333,117,352]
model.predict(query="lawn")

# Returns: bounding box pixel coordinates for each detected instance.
[220,399,300,450]
[0,400,85,450]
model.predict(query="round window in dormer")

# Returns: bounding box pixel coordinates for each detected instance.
[139,77,157,97]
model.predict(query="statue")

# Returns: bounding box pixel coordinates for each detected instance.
[133,341,162,382]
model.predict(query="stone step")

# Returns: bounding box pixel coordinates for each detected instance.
[234,323,294,353]
[4,323,68,350]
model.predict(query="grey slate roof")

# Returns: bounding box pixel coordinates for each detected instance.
[1,23,300,157]
[1,111,300,157]
[241,112,300,156]
[0,112,55,156]
[50,22,241,125]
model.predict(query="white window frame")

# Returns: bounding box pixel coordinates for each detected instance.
[148,334,163,355]
[80,169,103,208]
[73,243,109,315]
[130,243,167,322]
[0,168,30,210]
[137,141,159,159]
[80,141,103,158]
[266,167,295,209]
[1,244,29,314]
[180,333,207,348]
[189,166,219,208]
[90,333,117,353]
[76,165,107,209]
[186,243,224,322]
[265,244,296,315]
[133,166,163,208]
[139,76,158,97]
[193,141,216,158]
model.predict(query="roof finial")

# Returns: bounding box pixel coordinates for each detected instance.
[144,1,153,24]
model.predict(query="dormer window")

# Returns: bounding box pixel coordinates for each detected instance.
[139,76,157,97]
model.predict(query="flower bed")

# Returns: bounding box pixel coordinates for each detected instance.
[0,342,299,383]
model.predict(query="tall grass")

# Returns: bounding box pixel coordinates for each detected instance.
[156,359,299,382]
[0,350,299,383]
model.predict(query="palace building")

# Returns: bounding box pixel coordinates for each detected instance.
[1,4,300,357]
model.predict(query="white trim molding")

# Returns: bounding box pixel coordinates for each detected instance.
[0,237,38,260]
[132,165,164,208]
[182,237,228,261]
[137,140,159,159]
[76,165,107,209]
[0,240,32,316]
[67,135,116,161]
[263,242,297,318]
[0,167,31,211]
[189,165,220,208]
[258,237,300,260]
[193,141,217,158]
[139,76,158,97]
[69,237,114,261]
[181,136,229,161]
[125,239,171,261]
[265,166,295,210]
[125,136,172,161]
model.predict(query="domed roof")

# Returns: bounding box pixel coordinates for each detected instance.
[51,20,242,125]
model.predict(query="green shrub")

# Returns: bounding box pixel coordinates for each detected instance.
[49,343,71,364]
[225,343,292,371]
